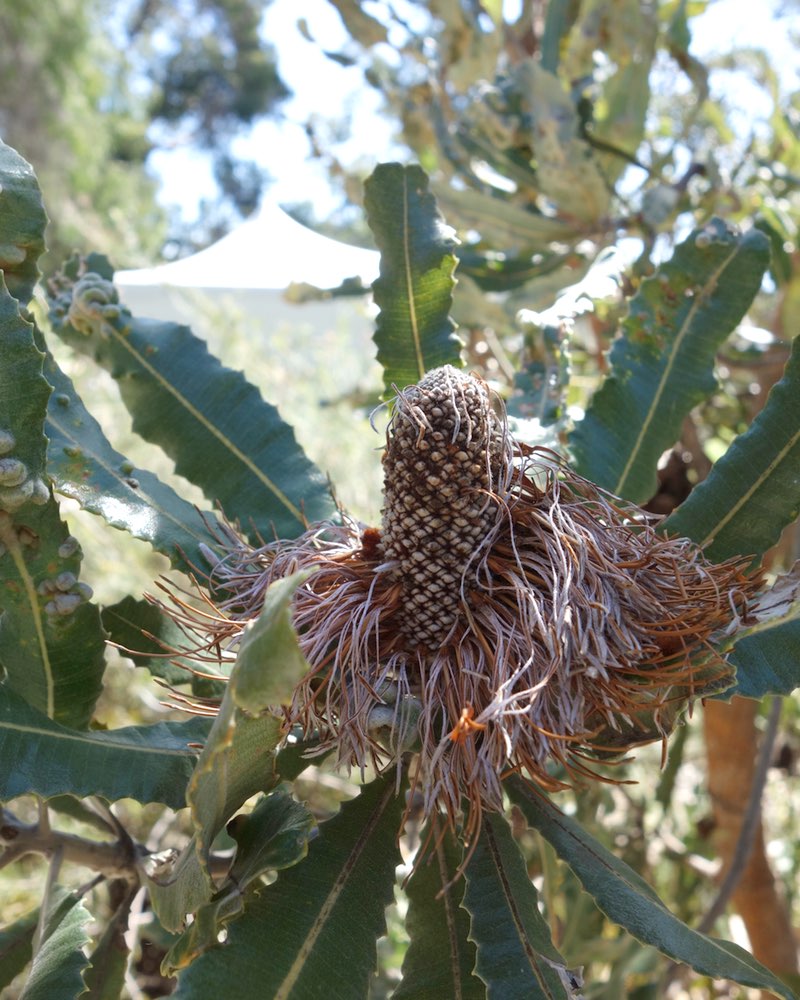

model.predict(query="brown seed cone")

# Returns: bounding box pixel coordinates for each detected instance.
[380,365,510,649]
[157,366,763,844]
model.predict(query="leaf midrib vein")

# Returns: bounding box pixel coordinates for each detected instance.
[614,241,741,497]
[108,321,304,524]
[274,779,396,999]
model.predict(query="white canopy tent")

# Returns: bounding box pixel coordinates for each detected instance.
[115,200,380,291]
[114,200,380,345]
[113,202,385,519]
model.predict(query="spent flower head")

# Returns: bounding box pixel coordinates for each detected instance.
[161,365,759,841]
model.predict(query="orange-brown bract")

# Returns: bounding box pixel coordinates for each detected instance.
[161,365,759,843]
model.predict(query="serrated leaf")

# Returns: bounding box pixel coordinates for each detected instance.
[0,684,208,808]
[164,788,314,971]
[569,220,771,502]
[0,280,106,728]
[173,772,406,1000]
[145,706,282,932]
[83,886,137,1000]
[0,908,38,991]
[232,569,314,713]
[47,256,334,543]
[728,621,800,700]
[101,596,203,687]
[0,140,47,306]
[144,578,303,932]
[663,335,800,562]
[393,818,483,1000]
[464,812,572,999]
[43,347,222,573]
[364,163,463,395]
[508,777,797,999]
[19,886,91,1000]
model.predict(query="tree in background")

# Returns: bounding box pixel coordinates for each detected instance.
[0,0,289,266]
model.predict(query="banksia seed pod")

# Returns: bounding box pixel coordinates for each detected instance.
[380,365,508,649]
[160,365,762,843]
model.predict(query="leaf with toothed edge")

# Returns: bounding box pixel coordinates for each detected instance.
[47,254,335,545]
[0,685,210,807]
[172,772,407,1000]
[144,572,311,932]
[365,163,464,396]
[569,219,770,503]
[507,776,798,999]
[0,281,106,729]
[663,335,800,564]
[662,337,800,702]
[42,341,223,574]
[163,788,315,973]
[463,811,574,999]
[393,817,483,1000]
[0,140,47,307]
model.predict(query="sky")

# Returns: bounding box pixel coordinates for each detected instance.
[148,0,800,230]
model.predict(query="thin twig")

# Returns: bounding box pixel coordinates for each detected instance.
[0,806,141,881]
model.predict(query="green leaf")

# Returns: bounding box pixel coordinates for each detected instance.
[516,62,610,224]
[173,772,406,1000]
[508,777,798,999]
[164,787,314,972]
[101,596,204,687]
[663,336,800,562]
[144,574,305,932]
[0,140,47,306]
[0,684,208,808]
[0,280,106,728]
[540,0,579,73]
[83,886,137,1000]
[569,220,771,502]
[43,347,223,573]
[0,908,38,991]
[19,887,91,1000]
[393,818,483,1000]
[707,568,800,700]
[364,163,463,395]
[434,186,582,253]
[47,255,334,543]
[729,620,800,700]
[232,569,315,713]
[463,812,572,999]
[144,707,282,932]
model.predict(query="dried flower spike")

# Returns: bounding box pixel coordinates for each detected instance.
[164,365,760,841]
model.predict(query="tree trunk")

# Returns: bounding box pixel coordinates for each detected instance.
[703,697,798,978]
